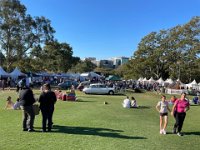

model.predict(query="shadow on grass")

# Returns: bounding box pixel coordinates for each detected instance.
[184,132,200,136]
[138,106,151,109]
[190,104,200,107]
[50,125,147,139]
[76,99,97,102]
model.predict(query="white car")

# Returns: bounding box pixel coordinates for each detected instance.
[83,83,115,95]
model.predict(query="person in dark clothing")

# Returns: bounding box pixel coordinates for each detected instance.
[19,86,35,132]
[39,83,57,132]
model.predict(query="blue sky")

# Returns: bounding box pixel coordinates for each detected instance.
[21,0,200,60]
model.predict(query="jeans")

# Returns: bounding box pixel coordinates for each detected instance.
[22,105,35,130]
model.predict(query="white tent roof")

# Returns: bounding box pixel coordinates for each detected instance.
[165,78,174,84]
[0,66,9,76]
[157,77,164,84]
[80,72,101,78]
[189,79,197,85]
[142,77,148,82]
[9,67,26,78]
[138,77,143,82]
[148,77,155,82]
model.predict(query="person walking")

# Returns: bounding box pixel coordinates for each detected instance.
[156,95,171,135]
[171,92,190,136]
[39,83,57,132]
[19,86,35,132]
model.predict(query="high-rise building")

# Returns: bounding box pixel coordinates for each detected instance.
[111,56,129,68]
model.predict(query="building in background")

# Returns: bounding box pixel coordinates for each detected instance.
[111,57,130,68]
[84,56,130,68]
[99,60,114,68]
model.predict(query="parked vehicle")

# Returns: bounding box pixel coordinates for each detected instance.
[82,83,115,95]
[58,80,78,89]
[77,81,91,91]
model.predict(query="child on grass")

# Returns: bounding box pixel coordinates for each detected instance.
[5,96,14,109]
[156,95,171,134]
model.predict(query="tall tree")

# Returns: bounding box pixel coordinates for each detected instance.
[41,41,80,73]
[125,16,200,82]
[0,0,55,71]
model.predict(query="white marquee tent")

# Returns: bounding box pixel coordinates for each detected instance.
[165,78,174,84]
[148,77,156,84]
[156,77,165,85]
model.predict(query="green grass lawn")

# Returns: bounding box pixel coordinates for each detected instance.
[0,90,199,150]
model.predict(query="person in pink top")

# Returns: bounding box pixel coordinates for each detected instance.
[171,92,190,136]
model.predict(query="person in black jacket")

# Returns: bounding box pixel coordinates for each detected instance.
[39,83,57,132]
[19,86,35,132]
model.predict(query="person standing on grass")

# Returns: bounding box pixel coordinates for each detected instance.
[19,86,35,132]
[171,92,190,136]
[156,95,171,135]
[39,83,57,132]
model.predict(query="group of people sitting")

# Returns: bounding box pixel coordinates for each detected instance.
[54,85,77,101]
[122,96,139,108]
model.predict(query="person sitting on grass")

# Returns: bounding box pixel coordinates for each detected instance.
[13,98,21,110]
[156,95,171,135]
[130,96,139,108]
[122,96,131,108]
[192,96,199,105]
[5,96,14,109]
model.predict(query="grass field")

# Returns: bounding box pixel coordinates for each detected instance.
[0,90,200,150]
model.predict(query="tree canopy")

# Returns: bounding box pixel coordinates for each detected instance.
[0,0,79,73]
[123,16,200,83]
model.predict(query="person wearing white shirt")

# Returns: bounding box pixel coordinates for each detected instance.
[122,96,131,108]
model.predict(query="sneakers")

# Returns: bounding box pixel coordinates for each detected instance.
[162,130,166,135]
[177,132,183,136]
[160,129,167,135]
[160,130,163,134]
[28,129,35,132]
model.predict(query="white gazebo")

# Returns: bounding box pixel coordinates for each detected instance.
[137,77,143,82]
[148,77,155,84]
[156,77,165,85]
[165,78,174,84]
[187,79,198,89]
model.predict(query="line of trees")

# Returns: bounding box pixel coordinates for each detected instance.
[121,16,200,83]
[0,0,80,73]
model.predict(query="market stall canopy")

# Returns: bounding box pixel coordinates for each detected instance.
[165,78,174,84]
[105,75,121,81]
[138,77,143,82]
[142,77,148,82]
[189,79,198,85]
[0,66,9,77]
[156,77,165,85]
[80,72,102,79]
[9,67,26,78]
[148,77,155,83]
[186,79,198,89]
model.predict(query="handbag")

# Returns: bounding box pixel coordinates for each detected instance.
[33,104,40,115]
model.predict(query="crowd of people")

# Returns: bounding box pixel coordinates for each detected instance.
[1,77,196,136]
